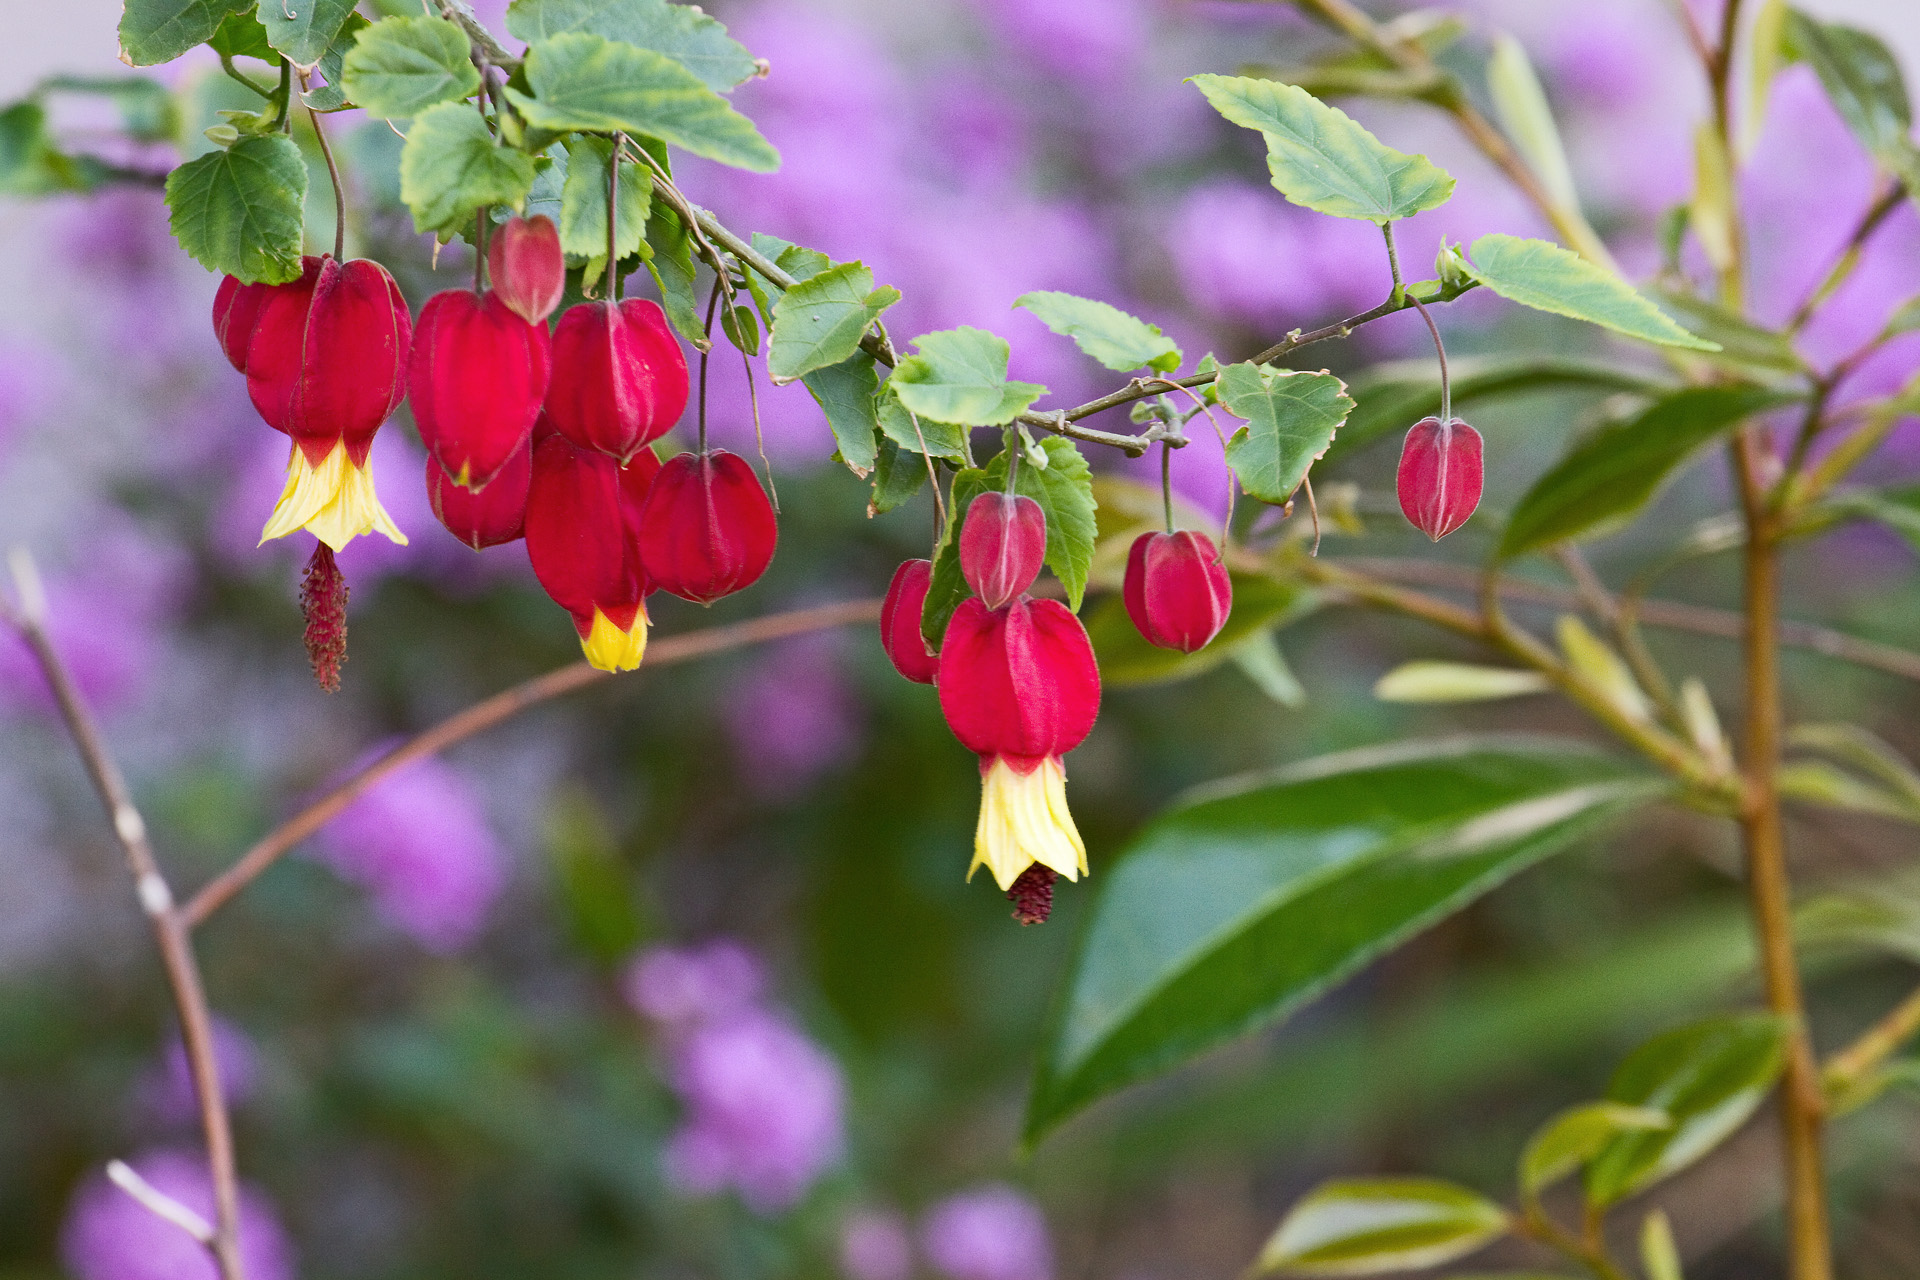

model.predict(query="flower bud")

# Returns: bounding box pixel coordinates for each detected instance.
[880,559,939,684]
[544,298,689,463]
[409,288,551,490]
[524,429,659,671]
[212,274,274,372]
[487,214,565,324]
[638,450,778,605]
[427,434,531,550]
[1123,530,1232,654]
[958,491,1045,609]
[1397,415,1483,541]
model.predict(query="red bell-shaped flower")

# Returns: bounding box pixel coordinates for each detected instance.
[544,298,688,463]
[244,255,413,550]
[212,274,275,372]
[1124,530,1232,654]
[427,433,531,550]
[488,214,565,324]
[1397,415,1483,541]
[524,429,660,671]
[880,559,939,684]
[638,450,778,605]
[959,491,1046,610]
[410,288,552,490]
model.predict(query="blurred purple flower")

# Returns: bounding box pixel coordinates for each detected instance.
[139,1016,258,1128]
[922,1184,1054,1280]
[0,336,63,460]
[1166,181,1384,329]
[60,1150,295,1280]
[721,630,863,798]
[967,0,1150,82]
[312,754,506,952]
[622,939,764,1027]
[841,1208,914,1280]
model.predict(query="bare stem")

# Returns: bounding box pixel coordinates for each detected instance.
[308,105,345,262]
[1825,984,1920,1090]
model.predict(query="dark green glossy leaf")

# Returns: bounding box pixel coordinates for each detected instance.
[119,0,250,66]
[1015,290,1181,373]
[260,0,360,67]
[1217,362,1353,504]
[341,15,481,119]
[1256,1178,1508,1275]
[1783,11,1911,165]
[506,0,759,92]
[1499,385,1793,558]
[802,352,881,474]
[1464,235,1717,350]
[1027,736,1669,1142]
[164,132,308,282]
[769,262,900,383]
[398,101,536,238]
[892,327,1046,427]
[207,11,275,61]
[1087,573,1307,686]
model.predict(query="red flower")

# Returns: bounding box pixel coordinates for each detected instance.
[212,274,275,373]
[488,214,565,325]
[410,288,551,490]
[543,298,688,463]
[638,450,778,605]
[1123,530,1232,653]
[880,559,939,684]
[958,491,1046,610]
[524,429,660,671]
[427,433,531,550]
[1397,415,1483,541]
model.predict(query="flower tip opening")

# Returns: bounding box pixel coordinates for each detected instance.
[260,441,407,551]
[581,606,649,672]
[970,755,1086,892]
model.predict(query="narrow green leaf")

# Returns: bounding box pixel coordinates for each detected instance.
[399,101,536,238]
[1653,289,1807,376]
[506,0,759,92]
[891,327,1047,427]
[1230,629,1307,707]
[1519,1102,1670,1195]
[259,0,360,67]
[1820,484,1920,556]
[1640,1210,1684,1280]
[164,133,308,283]
[1374,662,1551,703]
[1217,363,1354,505]
[769,262,901,383]
[1190,73,1455,222]
[1088,575,1306,687]
[1014,290,1182,373]
[1783,11,1912,165]
[118,0,250,67]
[506,32,778,173]
[1027,737,1669,1141]
[1464,235,1718,350]
[558,135,651,278]
[640,203,706,348]
[1585,1013,1788,1206]
[1499,386,1792,558]
[868,436,929,516]
[342,16,481,119]
[1256,1178,1508,1275]
[1486,34,1578,212]
[801,352,881,475]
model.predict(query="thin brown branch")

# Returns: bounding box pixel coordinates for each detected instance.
[1825,984,1920,1091]
[182,599,883,929]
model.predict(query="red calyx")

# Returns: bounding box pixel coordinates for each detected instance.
[959,491,1046,610]
[544,298,689,463]
[1397,415,1484,541]
[524,428,659,638]
[937,595,1100,768]
[638,449,778,605]
[1124,530,1232,654]
[428,433,531,550]
[488,214,565,325]
[880,559,940,684]
[410,289,552,490]
[213,274,275,373]
[245,255,413,466]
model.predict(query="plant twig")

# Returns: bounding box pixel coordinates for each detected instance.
[1825,984,1920,1091]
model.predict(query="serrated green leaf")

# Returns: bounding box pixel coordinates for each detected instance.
[398,101,536,238]
[1374,662,1551,703]
[259,0,359,67]
[1464,235,1717,350]
[506,32,778,173]
[342,16,481,119]
[876,388,969,460]
[505,0,758,92]
[557,135,650,283]
[769,262,901,382]
[119,0,250,67]
[301,12,370,113]
[208,11,276,61]
[1015,290,1182,373]
[1257,1178,1508,1275]
[164,132,307,282]
[1217,363,1353,505]
[868,435,929,515]
[1088,574,1304,686]
[640,203,706,348]
[801,352,880,474]
[1783,11,1912,166]
[1499,385,1792,558]
[892,327,1046,427]
[1519,1102,1670,1195]
[1191,73,1455,223]
[1027,737,1669,1142]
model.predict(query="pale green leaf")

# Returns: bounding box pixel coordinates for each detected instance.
[118,0,250,67]
[1641,1211,1684,1280]
[557,135,651,281]
[1486,34,1578,212]
[1257,1178,1508,1275]
[505,0,758,92]
[398,101,536,237]
[769,262,901,383]
[259,0,360,67]
[342,16,481,119]
[1519,1102,1670,1195]
[1231,629,1308,707]
[164,133,308,283]
[1374,662,1551,703]
[1464,235,1718,350]
[891,327,1046,426]
[1015,290,1181,373]
[1216,363,1353,504]
[876,388,969,460]
[801,352,881,475]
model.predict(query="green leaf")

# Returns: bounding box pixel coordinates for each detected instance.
[506,32,778,173]
[399,101,536,238]
[208,11,276,61]
[0,102,104,196]
[342,16,481,119]
[1499,386,1792,558]
[1190,73,1455,222]
[891,327,1047,427]
[505,0,759,92]
[302,12,371,113]
[1783,11,1912,165]
[1014,291,1181,373]
[868,436,929,516]
[1820,484,1920,556]
[1519,1102,1670,1195]
[1641,1211,1684,1280]
[41,76,179,143]
[876,388,969,460]
[769,262,901,383]
[1256,1178,1508,1275]
[1464,235,1718,350]
[1653,289,1808,377]
[1231,629,1308,707]
[557,135,651,281]
[1486,34,1579,213]
[1216,363,1354,504]
[1374,662,1551,703]
[1026,736,1669,1141]
[801,352,881,475]
[1585,1013,1788,1206]
[164,133,308,283]
[118,0,250,66]
[640,203,706,348]
[1088,574,1307,687]
[259,0,360,67]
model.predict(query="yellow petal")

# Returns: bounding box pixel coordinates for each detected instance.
[581,606,648,672]
[259,440,408,551]
[969,756,1087,891]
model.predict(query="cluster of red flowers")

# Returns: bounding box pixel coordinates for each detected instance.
[212,216,779,677]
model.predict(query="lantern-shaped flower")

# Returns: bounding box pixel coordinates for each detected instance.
[1123,530,1232,653]
[212,274,276,372]
[638,450,778,605]
[488,214,565,324]
[957,491,1045,610]
[427,434,531,550]
[544,298,689,462]
[879,559,939,684]
[410,288,551,490]
[524,429,659,671]
[1397,415,1483,541]
[243,255,413,550]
